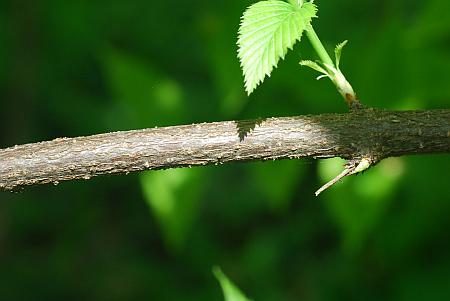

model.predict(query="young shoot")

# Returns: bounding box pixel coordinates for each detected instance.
[237,0,360,108]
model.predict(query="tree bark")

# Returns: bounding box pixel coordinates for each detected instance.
[1,108,449,192]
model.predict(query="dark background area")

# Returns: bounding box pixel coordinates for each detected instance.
[1,0,450,300]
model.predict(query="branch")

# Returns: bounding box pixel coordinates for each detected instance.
[1,108,449,192]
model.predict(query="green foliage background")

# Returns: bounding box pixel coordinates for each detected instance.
[1,0,450,300]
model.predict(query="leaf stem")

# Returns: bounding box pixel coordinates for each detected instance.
[305,25,361,109]
[305,26,334,67]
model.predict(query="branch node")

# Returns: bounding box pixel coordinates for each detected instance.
[315,157,374,196]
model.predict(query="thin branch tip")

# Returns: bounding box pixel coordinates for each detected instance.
[315,157,374,196]
[315,168,351,196]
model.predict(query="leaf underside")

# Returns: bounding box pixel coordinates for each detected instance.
[238,0,317,95]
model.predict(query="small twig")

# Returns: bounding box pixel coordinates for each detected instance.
[315,167,352,196]
[315,157,375,196]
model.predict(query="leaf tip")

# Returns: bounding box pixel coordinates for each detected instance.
[334,40,349,69]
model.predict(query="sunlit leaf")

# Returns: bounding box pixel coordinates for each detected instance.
[213,267,253,301]
[238,0,317,95]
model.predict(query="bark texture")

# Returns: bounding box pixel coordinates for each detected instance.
[1,108,449,191]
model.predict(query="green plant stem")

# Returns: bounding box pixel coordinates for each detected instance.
[305,25,360,108]
[306,26,334,67]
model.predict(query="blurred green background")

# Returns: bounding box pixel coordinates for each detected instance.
[1,0,450,300]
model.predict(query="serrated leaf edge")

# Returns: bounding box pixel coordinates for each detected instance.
[237,1,317,95]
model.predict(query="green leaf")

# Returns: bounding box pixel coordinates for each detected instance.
[334,40,348,69]
[238,0,317,95]
[299,59,329,77]
[213,267,253,301]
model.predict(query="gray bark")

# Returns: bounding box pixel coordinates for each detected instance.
[1,108,449,192]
